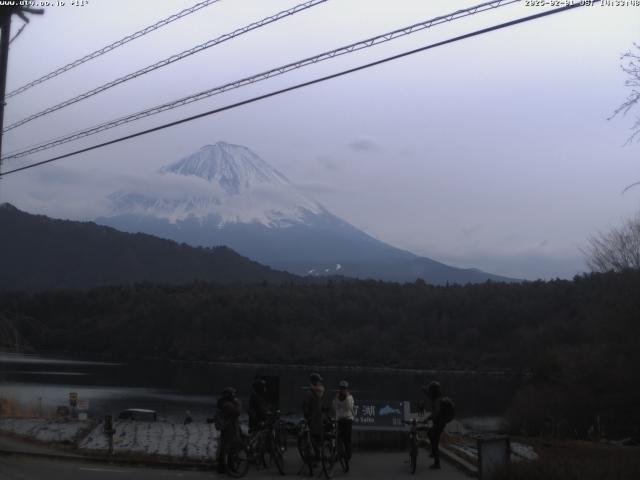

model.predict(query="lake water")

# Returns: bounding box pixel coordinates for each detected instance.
[0,352,526,429]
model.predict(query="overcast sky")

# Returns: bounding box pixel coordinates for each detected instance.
[0,0,638,280]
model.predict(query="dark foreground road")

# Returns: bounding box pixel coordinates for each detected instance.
[0,451,471,480]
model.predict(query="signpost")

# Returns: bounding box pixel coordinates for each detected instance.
[353,400,406,430]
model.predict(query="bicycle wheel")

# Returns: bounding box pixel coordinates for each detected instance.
[248,433,267,470]
[270,436,286,475]
[276,421,288,452]
[321,440,335,479]
[225,440,250,478]
[336,437,349,473]
[410,443,417,474]
[297,432,314,475]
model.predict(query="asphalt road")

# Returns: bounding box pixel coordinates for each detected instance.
[0,450,471,480]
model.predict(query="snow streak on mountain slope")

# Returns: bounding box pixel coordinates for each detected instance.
[109,142,323,227]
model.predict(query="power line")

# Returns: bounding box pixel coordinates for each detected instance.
[5,0,222,99]
[3,0,328,133]
[2,0,520,161]
[0,2,587,179]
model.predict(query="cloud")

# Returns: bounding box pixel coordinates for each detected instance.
[347,137,383,153]
[538,239,550,249]
[461,223,483,237]
[296,180,345,196]
[316,154,341,172]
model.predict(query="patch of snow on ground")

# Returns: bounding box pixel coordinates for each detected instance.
[448,438,538,463]
[461,416,503,433]
[79,420,217,461]
[511,441,538,461]
[445,419,467,434]
[0,418,90,443]
[449,442,477,460]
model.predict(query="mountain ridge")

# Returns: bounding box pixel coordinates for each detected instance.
[98,141,518,284]
[0,203,298,291]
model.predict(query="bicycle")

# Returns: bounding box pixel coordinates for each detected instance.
[225,412,286,478]
[320,417,349,478]
[403,418,429,474]
[296,418,316,476]
[274,414,289,454]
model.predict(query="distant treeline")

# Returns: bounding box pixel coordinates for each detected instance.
[1,270,639,438]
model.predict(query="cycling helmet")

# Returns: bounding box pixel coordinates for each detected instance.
[423,381,442,399]
[222,386,236,398]
[338,380,349,389]
[309,373,323,385]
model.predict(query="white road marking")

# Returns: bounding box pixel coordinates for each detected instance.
[78,467,129,473]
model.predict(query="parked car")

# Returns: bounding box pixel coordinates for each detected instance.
[118,408,157,422]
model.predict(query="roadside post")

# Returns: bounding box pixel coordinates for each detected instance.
[477,435,510,480]
[77,399,89,421]
[69,392,78,420]
[104,414,115,455]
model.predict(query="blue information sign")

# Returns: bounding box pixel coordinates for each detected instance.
[353,400,405,428]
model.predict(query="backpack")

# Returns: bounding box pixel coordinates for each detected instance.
[439,397,455,423]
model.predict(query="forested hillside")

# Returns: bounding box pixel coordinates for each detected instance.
[2,270,639,436]
[0,203,297,290]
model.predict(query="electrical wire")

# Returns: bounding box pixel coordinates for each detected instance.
[2,0,519,160]
[0,2,587,179]
[3,0,328,133]
[5,0,222,99]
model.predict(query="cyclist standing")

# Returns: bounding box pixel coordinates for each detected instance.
[215,386,241,474]
[303,372,325,459]
[332,380,355,461]
[421,381,455,470]
[248,377,269,433]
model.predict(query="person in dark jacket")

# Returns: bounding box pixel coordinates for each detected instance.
[303,372,325,459]
[422,381,445,470]
[248,377,270,433]
[216,386,241,473]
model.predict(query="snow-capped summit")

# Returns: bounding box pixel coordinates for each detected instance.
[160,142,289,194]
[108,142,323,228]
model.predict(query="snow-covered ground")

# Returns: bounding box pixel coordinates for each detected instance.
[511,441,538,461]
[79,420,217,461]
[0,418,91,443]
[0,418,218,462]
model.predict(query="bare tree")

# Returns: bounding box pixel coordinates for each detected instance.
[585,214,640,272]
[610,43,640,146]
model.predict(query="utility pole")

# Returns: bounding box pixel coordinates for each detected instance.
[0,10,11,169]
[0,6,43,175]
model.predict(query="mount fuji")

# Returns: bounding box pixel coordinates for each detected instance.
[97,142,514,284]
